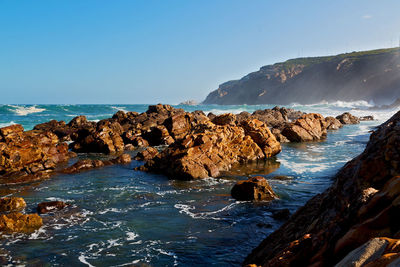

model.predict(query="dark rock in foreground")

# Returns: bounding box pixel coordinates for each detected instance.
[231,176,278,201]
[244,110,400,266]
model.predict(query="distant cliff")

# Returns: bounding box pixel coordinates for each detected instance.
[203,48,400,105]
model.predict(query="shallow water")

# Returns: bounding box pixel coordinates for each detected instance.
[0,103,397,266]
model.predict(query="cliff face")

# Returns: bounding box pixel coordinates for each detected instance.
[203,48,400,105]
[244,110,400,266]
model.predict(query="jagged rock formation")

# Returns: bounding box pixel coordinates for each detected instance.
[244,110,400,266]
[204,48,400,105]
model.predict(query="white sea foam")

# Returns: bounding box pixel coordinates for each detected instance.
[111,106,128,112]
[277,158,331,174]
[8,105,46,116]
[0,121,16,128]
[174,202,236,220]
[126,232,139,241]
[78,254,95,267]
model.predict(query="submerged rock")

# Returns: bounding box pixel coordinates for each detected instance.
[63,153,131,174]
[244,110,400,266]
[37,201,69,214]
[0,197,26,213]
[231,176,278,201]
[0,212,43,233]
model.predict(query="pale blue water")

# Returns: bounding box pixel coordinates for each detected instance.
[0,103,397,266]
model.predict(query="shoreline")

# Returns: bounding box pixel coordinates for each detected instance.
[0,103,390,266]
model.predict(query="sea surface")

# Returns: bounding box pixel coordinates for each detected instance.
[0,102,398,266]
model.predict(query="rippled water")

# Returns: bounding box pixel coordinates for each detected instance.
[0,103,397,266]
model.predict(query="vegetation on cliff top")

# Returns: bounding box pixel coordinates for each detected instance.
[275,47,400,71]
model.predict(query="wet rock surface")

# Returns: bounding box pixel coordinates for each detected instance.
[37,201,69,214]
[231,176,278,201]
[62,154,132,174]
[244,110,400,266]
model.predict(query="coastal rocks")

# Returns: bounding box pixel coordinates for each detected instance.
[0,124,73,183]
[0,212,43,233]
[134,147,159,161]
[211,113,237,126]
[63,154,132,174]
[244,110,400,266]
[140,119,281,180]
[240,119,281,157]
[37,201,69,214]
[251,107,304,128]
[71,120,124,154]
[0,197,26,213]
[325,116,343,130]
[281,113,327,142]
[360,115,374,121]
[336,112,360,124]
[231,176,278,201]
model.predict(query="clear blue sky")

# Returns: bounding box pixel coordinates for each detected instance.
[1,0,400,104]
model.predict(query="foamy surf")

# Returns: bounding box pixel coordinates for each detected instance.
[6,105,46,116]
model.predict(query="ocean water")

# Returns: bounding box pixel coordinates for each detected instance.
[0,102,398,266]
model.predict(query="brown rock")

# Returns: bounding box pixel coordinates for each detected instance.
[281,113,327,142]
[164,114,191,140]
[111,153,132,164]
[240,119,281,157]
[0,124,72,182]
[142,120,280,180]
[0,212,43,233]
[231,176,278,201]
[212,113,237,126]
[37,201,69,214]
[244,110,400,266]
[336,112,360,124]
[325,116,343,130]
[0,197,26,213]
[135,147,159,161]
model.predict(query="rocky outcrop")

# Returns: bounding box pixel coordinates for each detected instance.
[231,176,278,201]
[244,110,400,266]
[71,120,125,154]
[0,197,26,213]
[134,147,159,161]
[325,116,343,130]
[281,113,328,142]
[139,119,281,180]
[203,48,400,105]
[0,212,43,233]
[0,124,74,184]
[37,201,69,214]
[336,112,360,124]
